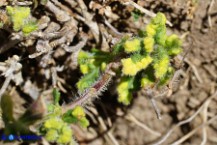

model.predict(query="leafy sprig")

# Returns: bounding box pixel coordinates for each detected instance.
[77,13,182,105]
[4,6,38,35]
[40,88,89,144]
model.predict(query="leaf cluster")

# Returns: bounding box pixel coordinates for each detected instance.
[77,13,182,105]
[40,89,89,144]
[1,6,38,35]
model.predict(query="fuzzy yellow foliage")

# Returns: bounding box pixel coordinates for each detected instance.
[117,81,128,92]
[141,77,154,87]
[45,129,58,141]
[72,106,86,119]
[152,13,167,25]
[57,125,73,144]
[122,56,153,76]
[101,62,107,71]
[6,6,31,31]
[118,91,132,105]
[78,51,92,65]
[121,58,140,76]
[117,81,132,105]
[165,34,182,55]
[123,39,141,53]
[22,22,38,35]
[143,37,155,53]
[80,64,89,74]
[154,57,169,78]
[136,56,153,70]
[44,117,64,130]
[146,24,156,36]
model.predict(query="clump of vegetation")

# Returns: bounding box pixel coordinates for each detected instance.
[1,6,38,35]
[40,88,89,144]
[77,12,182,105]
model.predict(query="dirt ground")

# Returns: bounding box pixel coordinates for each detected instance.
[0,0,217,145]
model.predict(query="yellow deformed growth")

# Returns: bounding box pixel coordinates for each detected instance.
[143,37,155,53]
[45,129,58,141]
[101,62,107,71]
[117,81,132,105]
[44,117,63,130]
[78,51,90,61]
[22,22,38,35]
[57,125,73,144]
[141,77,154,87]
[123,38,141,53]
[78,51,95,74]
[80,64,89,74]
[71,106,86,119]
[165,34,182,55]
[43,117,73,144]
[6,6,31,31]
[121,58,140,76]
[151,12,167,25]
[122,56,153,76]
[146,24,156,36]
[154,56,169,78]
[136,56,153,70]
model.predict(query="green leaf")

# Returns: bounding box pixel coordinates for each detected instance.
[117,77,134,105]
[57,125,73,143]
[47,104,55,112]
[71,106,86,118]
[77,68,100,92]
[140,66,155,87]
[131,53,143,63]
[53,88,60,105]
[151,12,166,25]
[112,36,129,54]
[22,21,38,35]
[62,115,78,123]
[1,94,14,124]
[153,47,170,79]
[131,10,143,22]
[78,51,93,64]
[79,117,89,128]
[45,129,58,142]
[155,25,166,45]
[158,67,174,86]
[62,110,78,123]
[165,34,182,55]
[91,48,112,63]
[6,6,31,31]
[62,106,89,128]
[44,117,64,130]
[138,29,146,37]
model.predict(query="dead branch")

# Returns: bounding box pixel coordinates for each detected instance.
[0,55,23,101]
[125,113,161,137]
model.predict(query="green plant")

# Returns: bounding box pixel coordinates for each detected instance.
[77,12,182,105]
[1,6,38,35]
[131,9,144,22]
[40,88,89,144]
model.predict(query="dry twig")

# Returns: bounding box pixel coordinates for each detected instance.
[125,113,161,137]
[123,1,173,26]
[0,55,23,101]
